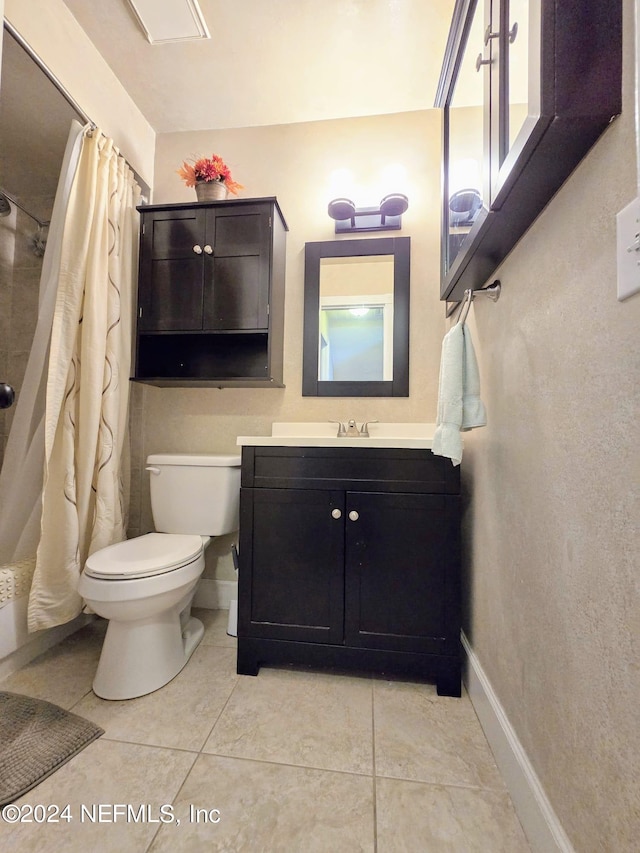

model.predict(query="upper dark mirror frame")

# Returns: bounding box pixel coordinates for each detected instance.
[435,0,622,302]
[302,236,410,397]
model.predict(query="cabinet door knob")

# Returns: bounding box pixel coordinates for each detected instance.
[476,53,491,72]
[193,244,203,254]
[348,510,359,522]
[204,244,213,255]
[331,508,342,519]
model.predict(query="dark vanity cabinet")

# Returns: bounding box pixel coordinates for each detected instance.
[436,0,622,301]
[237,446,462,696]
[134,197,287,386]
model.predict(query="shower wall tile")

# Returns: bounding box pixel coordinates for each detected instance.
[9,267,40,351]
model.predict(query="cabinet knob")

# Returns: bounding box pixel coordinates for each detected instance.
[193,244,203,254]
[476,53,491,72]
[348,510,359,522]
[331,508,342,520]
[204,244,213,255]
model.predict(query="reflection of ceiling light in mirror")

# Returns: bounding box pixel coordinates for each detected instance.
[349,307,370,317]
[126,0,210,44]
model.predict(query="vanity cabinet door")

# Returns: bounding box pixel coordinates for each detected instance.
[239,488,345,644]
[344,492,460,655]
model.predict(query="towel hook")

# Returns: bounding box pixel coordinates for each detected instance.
[455,280,501,325]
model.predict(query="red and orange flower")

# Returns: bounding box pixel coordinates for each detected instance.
[177,154,243,195]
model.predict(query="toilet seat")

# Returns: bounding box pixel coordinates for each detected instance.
[84,532,204,580]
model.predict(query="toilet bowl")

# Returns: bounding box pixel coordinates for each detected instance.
[78,453,241,700]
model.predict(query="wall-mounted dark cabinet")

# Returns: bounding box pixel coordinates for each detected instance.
[133,197,287,387]
[237,446,462,696]
[436,0,622,302]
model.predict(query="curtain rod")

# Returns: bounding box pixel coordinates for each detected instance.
[2,19,150,199]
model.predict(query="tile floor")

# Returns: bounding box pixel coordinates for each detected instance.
[0,610,530,852]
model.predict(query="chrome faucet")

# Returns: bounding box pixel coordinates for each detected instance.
[330,419,378,437]
[345,419,359,436]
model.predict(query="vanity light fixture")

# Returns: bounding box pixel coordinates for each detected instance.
[126,0,211,45]
[327,194,409,234]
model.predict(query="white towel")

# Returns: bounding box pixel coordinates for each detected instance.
[461,325,486,430]
[432,323,486,466]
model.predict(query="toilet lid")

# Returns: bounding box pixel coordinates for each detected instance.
[84,533,204,580]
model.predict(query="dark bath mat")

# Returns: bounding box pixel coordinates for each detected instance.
[0,691,104,805]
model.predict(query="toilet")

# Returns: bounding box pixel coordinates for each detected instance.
[78,453,241,700]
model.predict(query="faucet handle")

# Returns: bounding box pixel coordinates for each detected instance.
[329,419,347,436]
[359,419,379,437]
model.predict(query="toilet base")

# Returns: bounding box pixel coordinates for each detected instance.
[93,612,204,700]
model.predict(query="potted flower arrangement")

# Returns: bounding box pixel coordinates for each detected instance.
[177,154,243,201]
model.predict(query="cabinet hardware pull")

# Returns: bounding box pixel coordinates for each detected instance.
[204,244,213,254]
[193,244,203,254]
[348,510,359,522]
[331,508,342,519]
[484,21,518,45]
[476,53,491,72]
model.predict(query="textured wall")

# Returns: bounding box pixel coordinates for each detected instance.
[461,3,639,849]
[129,110,446,580]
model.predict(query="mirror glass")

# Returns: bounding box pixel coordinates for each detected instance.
[446,0,485,276]
[303,237,410,397]
[318,255,394,382]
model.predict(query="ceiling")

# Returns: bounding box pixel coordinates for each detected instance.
[59,0,456,133]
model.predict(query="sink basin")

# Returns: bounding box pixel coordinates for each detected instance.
[236,422,436,449]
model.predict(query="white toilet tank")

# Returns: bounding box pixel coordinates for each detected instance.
[146,453,241,535]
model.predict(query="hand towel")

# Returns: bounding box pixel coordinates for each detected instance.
[461,324,486,430]
[432,323,486,465]
[432,323,465,465]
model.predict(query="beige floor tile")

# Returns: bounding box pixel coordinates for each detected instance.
[376,777,530,852]
[0,739,196,853]
[374,680,505,790]
[193,607,237,649]
[149,753,375,853]
[203,666,374,775]
[72,645,238,751]
[0,620,106,709]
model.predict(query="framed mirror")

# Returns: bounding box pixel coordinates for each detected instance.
[303,237,410,397]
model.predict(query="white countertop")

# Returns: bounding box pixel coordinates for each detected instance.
[236,422,436,450]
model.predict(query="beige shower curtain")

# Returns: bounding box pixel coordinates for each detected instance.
[28,129,140,632]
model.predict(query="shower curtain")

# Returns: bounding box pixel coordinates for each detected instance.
[27,128,141,632]
[0,120,84,567]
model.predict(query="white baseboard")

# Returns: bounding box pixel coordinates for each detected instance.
[461,632,575,853]
[193,578,237,610]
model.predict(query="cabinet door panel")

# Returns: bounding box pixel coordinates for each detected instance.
[344,492,460,654]
[139,208,206,331]
[204,208,270,329]
[241,488,344,643]
[140,259,203,331]
[149,208,205,258]
[204,256,267,329]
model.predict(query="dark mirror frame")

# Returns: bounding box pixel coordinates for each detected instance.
[302,236,410,397]
[435,0,622,303]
